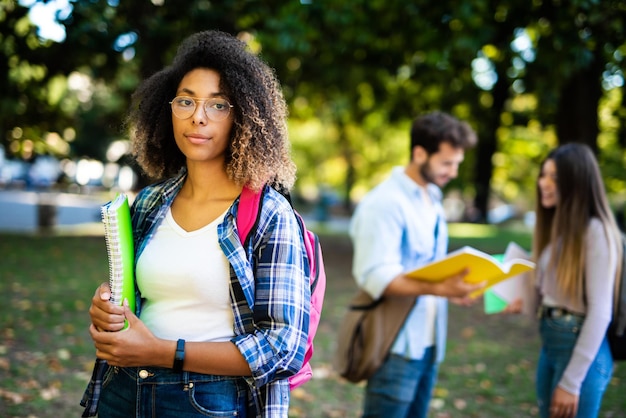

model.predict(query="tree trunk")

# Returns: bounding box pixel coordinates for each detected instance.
[617,85,626,148]
[338,123,355,213]
[555,60,604,153]
[472,68,509,223]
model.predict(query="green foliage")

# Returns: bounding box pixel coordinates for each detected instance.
[2,0,626,216]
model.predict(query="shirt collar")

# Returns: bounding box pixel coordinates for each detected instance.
[391,166,443,203]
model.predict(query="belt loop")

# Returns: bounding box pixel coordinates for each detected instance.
[182,371,190,391]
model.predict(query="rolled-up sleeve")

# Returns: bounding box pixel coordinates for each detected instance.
[350,201,406,299]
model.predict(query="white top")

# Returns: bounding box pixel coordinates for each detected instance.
[136,208,235,342]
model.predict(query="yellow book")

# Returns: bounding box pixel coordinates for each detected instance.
[405,245,535,298]
[484,242,534,314]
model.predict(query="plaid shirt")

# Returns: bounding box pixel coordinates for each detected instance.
[81,170,310,417]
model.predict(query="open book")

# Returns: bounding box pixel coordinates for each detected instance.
[101,193,136,330]
[405,244,535,298]
[483,242,534,314]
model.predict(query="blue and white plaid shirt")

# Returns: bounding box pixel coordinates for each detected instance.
[81,170,310,417]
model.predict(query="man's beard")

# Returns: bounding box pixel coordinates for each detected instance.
[419,159,436,185]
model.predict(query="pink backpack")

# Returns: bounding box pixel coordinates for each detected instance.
[237,185,326,390]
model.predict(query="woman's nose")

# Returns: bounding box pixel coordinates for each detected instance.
[191,104,207,125]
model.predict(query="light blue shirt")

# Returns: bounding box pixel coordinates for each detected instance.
[350,167,449,363]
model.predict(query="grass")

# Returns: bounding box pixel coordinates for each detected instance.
[0,224,624,417]
[0,233,105,417]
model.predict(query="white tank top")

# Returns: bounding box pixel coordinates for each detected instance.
[136,208,235,342]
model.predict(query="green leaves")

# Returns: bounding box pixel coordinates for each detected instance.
[3,0,626,217]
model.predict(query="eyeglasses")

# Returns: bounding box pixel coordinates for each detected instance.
[169,96,234,121]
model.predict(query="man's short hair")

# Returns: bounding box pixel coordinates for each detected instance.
[410,111,477,156]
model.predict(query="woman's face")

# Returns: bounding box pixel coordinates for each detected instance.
[538,158,559,208]
[171,68,234,167]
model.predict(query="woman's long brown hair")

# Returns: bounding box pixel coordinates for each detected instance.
[533,143,622,300]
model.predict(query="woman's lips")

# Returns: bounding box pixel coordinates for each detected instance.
[185,133,211,145]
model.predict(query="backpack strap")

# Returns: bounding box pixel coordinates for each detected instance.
[237,185,263,246]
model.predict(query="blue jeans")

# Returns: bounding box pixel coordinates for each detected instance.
[362,347,438,418]
[98,366,249,417]
[536,314,613,418]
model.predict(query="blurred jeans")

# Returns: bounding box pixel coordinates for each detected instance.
[536,313,613,418]
[98,366,248,417]
[362,347,438,418]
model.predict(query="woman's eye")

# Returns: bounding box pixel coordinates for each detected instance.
[212,102,227,110]
[173,97,194,107]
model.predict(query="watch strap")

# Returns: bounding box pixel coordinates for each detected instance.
[173,338,185,373]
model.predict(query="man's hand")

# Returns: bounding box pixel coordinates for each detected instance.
[385,269,486,299]
[449,296,475,306]
[433,269,486,299]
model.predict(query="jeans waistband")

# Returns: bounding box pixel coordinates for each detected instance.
[118,366,244,385]
[538,305,585,319]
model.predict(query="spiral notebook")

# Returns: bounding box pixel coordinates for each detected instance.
[101,193,136,329]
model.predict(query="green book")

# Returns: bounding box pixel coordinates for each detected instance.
[484,254,508,313]
[101,193,136,330]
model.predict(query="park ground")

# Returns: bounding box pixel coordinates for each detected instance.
[0,226,624,417]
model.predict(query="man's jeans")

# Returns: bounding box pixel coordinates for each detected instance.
[363,347,438,418]
[537,314,613,418]
[98,366,249,417]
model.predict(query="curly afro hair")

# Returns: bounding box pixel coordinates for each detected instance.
[128,30,296,192]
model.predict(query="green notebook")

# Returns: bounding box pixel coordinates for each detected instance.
[483,254,507,314]
[101,193,136,330]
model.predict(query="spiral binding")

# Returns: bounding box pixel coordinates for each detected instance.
[101,199,124,306]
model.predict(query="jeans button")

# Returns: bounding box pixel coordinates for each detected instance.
[139,369,149,379]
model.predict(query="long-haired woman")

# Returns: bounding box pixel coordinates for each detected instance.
[533,142,621,418]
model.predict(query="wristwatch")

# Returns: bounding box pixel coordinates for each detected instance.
[173,339,185,373]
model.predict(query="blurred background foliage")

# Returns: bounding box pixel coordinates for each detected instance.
[1,0,626,221]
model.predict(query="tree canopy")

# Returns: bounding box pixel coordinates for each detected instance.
[2,0,625,220]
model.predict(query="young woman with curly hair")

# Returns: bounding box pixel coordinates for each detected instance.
[81,30,310,418]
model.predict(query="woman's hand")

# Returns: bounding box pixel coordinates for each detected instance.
[549,386,578,418]
[89,283,126,332]
[501,298,523,314]
[89,301,166,368]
